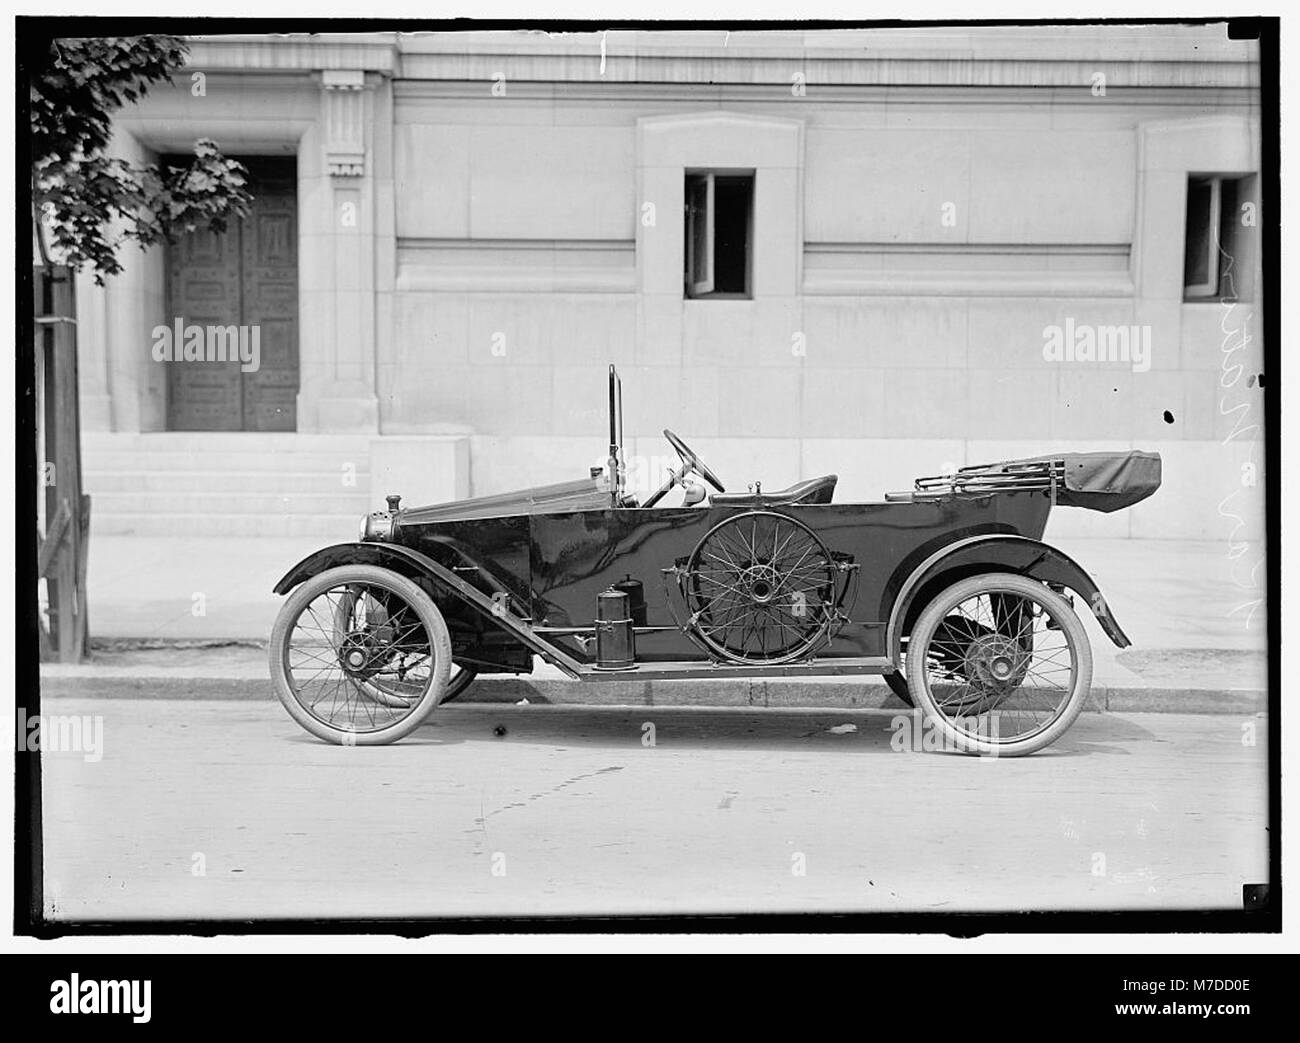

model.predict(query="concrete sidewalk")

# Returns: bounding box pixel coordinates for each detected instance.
[38,534,1268,712]
[40,641,1267,714]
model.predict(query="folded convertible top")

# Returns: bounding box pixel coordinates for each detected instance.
[912,450,1163,512]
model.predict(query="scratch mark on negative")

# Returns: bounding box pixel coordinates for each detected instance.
[475,767,627,824]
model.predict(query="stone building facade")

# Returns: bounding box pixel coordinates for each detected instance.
[78,27,1263,542]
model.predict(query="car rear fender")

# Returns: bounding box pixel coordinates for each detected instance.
[272,542,582,676]
[886,534,1129,665]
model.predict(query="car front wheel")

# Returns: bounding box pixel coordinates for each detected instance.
[270,565,452,745]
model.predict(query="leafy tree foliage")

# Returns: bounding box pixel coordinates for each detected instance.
[30,35,252,282]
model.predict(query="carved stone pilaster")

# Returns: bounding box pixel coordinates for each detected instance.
[321,69,367,177]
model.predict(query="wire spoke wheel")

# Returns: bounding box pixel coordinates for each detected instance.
[331,595,476,708]
[270,565,451,745]
[331,585,429,710]
[890,613,1016,709]
[907,573,1091,756]
[684,511,838,665]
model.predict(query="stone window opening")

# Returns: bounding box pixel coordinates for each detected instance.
[1184,173,1255,301]
[684,170,754,299]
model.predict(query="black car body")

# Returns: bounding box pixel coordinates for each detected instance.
[270,366,1161,755]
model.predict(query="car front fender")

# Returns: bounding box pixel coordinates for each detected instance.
[272,542,582,676]
[273,542,448,596]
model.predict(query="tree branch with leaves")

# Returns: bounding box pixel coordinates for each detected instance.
[30,35,253,282]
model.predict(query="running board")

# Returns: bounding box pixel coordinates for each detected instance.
[572,656,895,681]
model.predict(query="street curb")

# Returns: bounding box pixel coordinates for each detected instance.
[37,673,1268,714]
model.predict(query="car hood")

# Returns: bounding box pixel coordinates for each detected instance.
[394,476,613,525]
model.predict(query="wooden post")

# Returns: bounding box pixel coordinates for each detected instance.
[36,264,88,662]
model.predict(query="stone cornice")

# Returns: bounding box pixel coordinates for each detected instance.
[392,82,1259,106]
[396,26,1255,64]
[185,35,400,74]
[181,29,1257,89]
[394,55,1256,89]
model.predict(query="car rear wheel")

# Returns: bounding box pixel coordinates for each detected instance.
[906,573,1091,757]
[888,614,1024,709]
[270,565,451,745]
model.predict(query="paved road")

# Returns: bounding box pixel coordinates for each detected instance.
[38,697,1268,920]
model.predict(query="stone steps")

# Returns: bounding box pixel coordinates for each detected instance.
[83,451,369,473]
[82,433,380,538]
[91,491,375,514]
[90,513,364,539]
[87,471,371,493]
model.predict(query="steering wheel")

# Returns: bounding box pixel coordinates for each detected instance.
[664,429,726,492]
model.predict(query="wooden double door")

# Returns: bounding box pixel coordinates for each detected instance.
[165,156,299,431]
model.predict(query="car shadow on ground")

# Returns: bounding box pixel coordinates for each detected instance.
[1047,712,1158,756]
[416,705,1160,757]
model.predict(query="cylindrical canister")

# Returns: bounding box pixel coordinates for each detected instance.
[594,588,636,670]
[612,575,647,626]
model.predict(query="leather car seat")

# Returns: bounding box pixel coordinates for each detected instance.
[710,474,838,507]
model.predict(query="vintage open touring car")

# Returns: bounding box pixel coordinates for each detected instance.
[269,366,1161,756]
